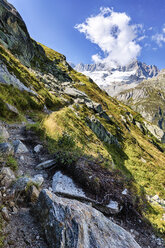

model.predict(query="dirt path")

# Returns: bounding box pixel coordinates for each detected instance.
[2,120,52,248]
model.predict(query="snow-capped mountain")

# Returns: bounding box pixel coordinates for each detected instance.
[74,61,159,96]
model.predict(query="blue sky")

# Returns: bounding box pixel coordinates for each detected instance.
[9,0,165,69]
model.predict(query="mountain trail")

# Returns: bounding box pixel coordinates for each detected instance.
[2,119,51,248]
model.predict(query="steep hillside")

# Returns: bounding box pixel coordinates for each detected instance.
[0,1,165,247]
[116,70,165,136]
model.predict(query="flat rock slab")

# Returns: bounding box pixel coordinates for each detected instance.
[36,159,56,170]
[52,171,122,215]
[36,189,141,248]
[52,171,86,198]
[64,87,87,98]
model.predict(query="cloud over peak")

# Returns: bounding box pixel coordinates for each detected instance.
[75,7,141,67]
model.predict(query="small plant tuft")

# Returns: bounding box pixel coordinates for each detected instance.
[6,155,18,171]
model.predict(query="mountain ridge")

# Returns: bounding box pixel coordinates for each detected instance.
[74,61,159,96]
[116,69,165,134]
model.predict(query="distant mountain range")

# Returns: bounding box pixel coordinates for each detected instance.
[116,69,165,132]
[73,61,159,96]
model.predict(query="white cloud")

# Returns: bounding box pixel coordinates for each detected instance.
[152,33,165,47]
[137,35,147,42]
[152,25,165,47]
[75,7,141,67]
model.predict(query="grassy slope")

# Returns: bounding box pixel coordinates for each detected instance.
[0,42,165,235]
[34,43,165,235]
[0,44,64,121]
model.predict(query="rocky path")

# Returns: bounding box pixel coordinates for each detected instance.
[0,120,164,248]
[1,120,51,248]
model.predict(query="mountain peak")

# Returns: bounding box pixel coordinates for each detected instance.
[74,61,159,96]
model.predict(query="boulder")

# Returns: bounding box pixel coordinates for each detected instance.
[0,142,14,155]
[1,207,10,221]
[106,200,121,214]
[64,87,87,98]
[35,189,141,248]
[52,171,122,215]
[32,174,44,187]
[36,159,56,170]
[0,126,9,140]
[86,116,119,147]
[6,103,19,115]
[144,121,165,141]
[13,174,44,193]
[52,171,86,198]
[0,167,16,188]
[85,101,103,113]
[13,140,28,154]
[34,144,43,153]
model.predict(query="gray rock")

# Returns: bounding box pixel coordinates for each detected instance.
[64,87,87,98]
[140,157,146,163]
[13,140,28,154]
[29,185,40,203]
[6,103,19,115]
[122,189,128,195]
[32,174,44,187]
[13,174,44,193]
[99,111,112,122]
[43,105,51,114]
[0,0,46,66]
[106,200,121,214]
[52,171,122,215]
[86,116,120,147]
[36,159,56,170]
[0,63,37,94]
[34,144,43,153]
[13,177,29,192]
[85,101,103,113]
[0,126,9,140]
[1,207,10,221]
[0,142,14,155]
[36,189,141,248]
[144,121,164,141]
[0,167,16,188]
[52,171,86,198]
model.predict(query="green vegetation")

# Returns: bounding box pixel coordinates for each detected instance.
[36,44,165,235]
[6,155,18,171]
[0,42,164,236]
[0,44,64,121]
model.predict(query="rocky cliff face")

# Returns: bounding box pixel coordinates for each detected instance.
[0,1,165,247]
[0,0,46,66]
[74,61,159,96]
[116,70,165,135]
